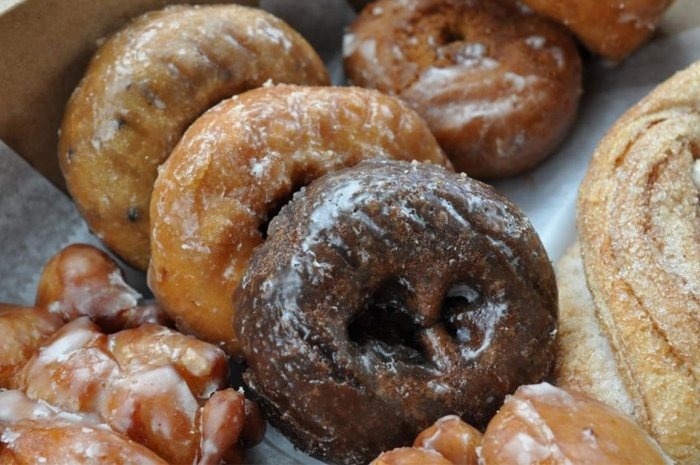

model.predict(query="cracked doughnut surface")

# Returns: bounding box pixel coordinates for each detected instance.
[149,85,449,354]
[59,4,329,270]
[13,317,257,464]
[234,160,557,464]
[344,0,581,178]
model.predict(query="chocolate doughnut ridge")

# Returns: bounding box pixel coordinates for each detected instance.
[235,160,558,464]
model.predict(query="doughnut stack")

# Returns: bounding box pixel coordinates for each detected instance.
[0,1,692,464]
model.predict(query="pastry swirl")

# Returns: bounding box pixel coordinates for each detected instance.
[577,61,700,464]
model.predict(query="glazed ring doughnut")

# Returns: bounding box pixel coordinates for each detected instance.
[59,4,329,270]
[520,0,673,61]
[343,0,581,178]
[234,160,558,464]
[577,61,700,464]
[148,85,450,354]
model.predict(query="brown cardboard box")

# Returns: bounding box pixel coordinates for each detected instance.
[0,0,256,190]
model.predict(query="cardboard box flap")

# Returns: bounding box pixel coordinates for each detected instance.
[0,0,257,191]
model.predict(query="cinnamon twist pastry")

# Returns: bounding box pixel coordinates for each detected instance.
[14,317,262,464]
[59,4,329,270]
[574,61,700,464]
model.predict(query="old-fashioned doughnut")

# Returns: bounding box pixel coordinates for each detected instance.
[573,61,700,465]
[520,0,673,61]
[59,4,329,270]
[0,304,62,388]
[481,383,672,464]
[234,160,557,464]
[343,0,581,178]
[36,243,171,332]
[0,390,168,465]
[149,85,450,354]
[15,317,263,464]
[413,415,482,465]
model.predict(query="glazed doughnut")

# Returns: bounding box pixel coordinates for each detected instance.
[572,61,700,465]
[37,244,171,332]
[0,304,62,388]
[0,390,168,465]
[481,383,672,465]
[149,85,450,353]
[413,415,482,465]
[59,4,329,270]
[520,0,673,61]
[371,448,454,465]
[343,0,581,178]
[15,317,263,464]
[234,160,558,464]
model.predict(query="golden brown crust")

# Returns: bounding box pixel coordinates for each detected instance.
[554,242,637,419]
[413,415,482,465]
[370,448,454,465]
[148,85,450,354]
[577,61,700,464]
[0,421,169,465]
[36,244,171,332]
[0,304,63,389]
[520,0,673,61]
[343,0,581,178]
[482,383,672,465]
[59,4,329,270]
[0,390,168,465]
[14,318,248,464]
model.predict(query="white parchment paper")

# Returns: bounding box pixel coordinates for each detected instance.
[0,1,698,462]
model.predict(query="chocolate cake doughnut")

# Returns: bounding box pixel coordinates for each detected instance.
[234,160,558,464]
[59,4,329,270]
[343,0,582,178]
[149,85,449,354]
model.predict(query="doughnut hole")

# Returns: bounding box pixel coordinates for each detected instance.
[348,277,428,367]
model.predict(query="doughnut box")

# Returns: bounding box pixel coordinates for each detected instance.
[0,0,698,464]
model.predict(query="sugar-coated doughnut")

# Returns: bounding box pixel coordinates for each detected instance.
[344,0,581,178]
[149,85,450,354]
[59,4,329,270]
[234,160,557,464]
